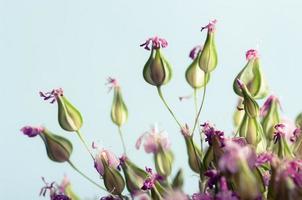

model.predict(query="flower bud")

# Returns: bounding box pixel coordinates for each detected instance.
[94,149,120,176]
[233,49,269,99]
[184,136,203,173]
[185,46,210,89]
[141,36,172,87]
[107,78,128,127]
[120,156,148,194]
[38,128,73,162]
[154,148,173,177]
[172,169,184,190]
[261,95,281,141]
[40,88,83,132]
[103,164,125,195]
[198,20,218,73]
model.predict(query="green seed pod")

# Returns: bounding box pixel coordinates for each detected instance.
[40,128,73,162]
[233,98,245,129]
[172,169,184,190]
[184,136,203,173]
[110,83,128,127]
[102,158,125,195]
[40,88,83,132]
[261,95,281,141]
[141,37,172,87]
[186,47,210,89]
[295,113,302,129]
[198,20,218,73]
[233,49,269,99]
[120,157,148,194]
[154,148,173,177]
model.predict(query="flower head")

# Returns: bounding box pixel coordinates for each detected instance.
[201,19,217,33]
[39,88,64,104]
[140,36,168,51]
[255,152,274,167]
[106,77,119,92]
[94,149,120,176]
[141,167,163,190]
[136,124,171,154]
[245,49,259,60]
[20,125,44,137]
[274,123,287,143]
[201,122,224,146]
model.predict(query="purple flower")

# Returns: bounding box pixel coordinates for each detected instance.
[141,167,163,190]
[255,152,274,167]
[204,170,220,189]
[192,193,213,200]
[20,125,44,137]
[94,149,120,176]
[100,196,122,200]
[140,36,168,51]
[218,141,256,173]
[201,122,224,146]
[52,194,70,200]
[136,124,171,154]
[275,160,302,187]
[189,45,202,60]
[39,88,63,104]
[260,95,280,117]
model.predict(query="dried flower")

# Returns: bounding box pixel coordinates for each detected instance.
[20,125,44,137]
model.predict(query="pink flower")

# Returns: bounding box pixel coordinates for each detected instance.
[218,141,256,173]
[140,36,168,51]
[141,167,163,190]
[136,124,171,154]
[20,125,44,137]
[106,77,119,92]
[245,49,259,60]
[201,122,224,146]
[39,88,63,104]
[94,149,120,176]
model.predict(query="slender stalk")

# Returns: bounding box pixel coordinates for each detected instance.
[67,160,108,192]
[75,130,94,160]
[191,73,208,136]
[118,127,127,155]
[157,87,182,128]
[194,89,204,149]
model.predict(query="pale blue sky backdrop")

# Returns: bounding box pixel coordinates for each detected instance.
[1,0,302,199]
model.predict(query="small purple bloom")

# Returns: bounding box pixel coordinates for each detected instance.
[204,169,220,189]
[273,123,286,143]
[141,167,163,191]
[136,124,171,154]
[246,49,259,60]
[94,149,120,176]
[216,177,238,200]
[192,192,213,200]
[39,88,63,104]
[201,19,217,33]
[52,194,70,200]
[20,125,44,137]
[140,36,168,51]
[201,122,224,146]
[189,45,202,60]
[100,196,122,200]
[255,152,274,167]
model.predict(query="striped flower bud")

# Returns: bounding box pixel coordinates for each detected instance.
[154,148,173,177]
[40,88,83,132]
[233,49,269,99]
[185,46,210,89]
[21,126,73,162]
[141,36,172,87]
[198,20,218,73]
[172,169,184,190]
[107,77,128,127]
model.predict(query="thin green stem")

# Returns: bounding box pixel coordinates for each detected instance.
[118,127,127,155]
[157,87,182,128]
[75,130,94,160]
[194,89,204,149]
[67,160,108,192]
[191,73,208,136]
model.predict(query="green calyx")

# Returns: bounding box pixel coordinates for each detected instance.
[143,48,172,87]
[40,129,73,162]
[154,147,174,177]
[111,87,128,127]
[198,32,218,73]
[233,57,269,99]
[57,96,83,132]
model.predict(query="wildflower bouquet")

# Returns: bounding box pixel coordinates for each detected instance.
[21,20,302,200]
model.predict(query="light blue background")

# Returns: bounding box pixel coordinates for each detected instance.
[1,0,302,199]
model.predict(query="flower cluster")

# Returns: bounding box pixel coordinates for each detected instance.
[21,19,302,200]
